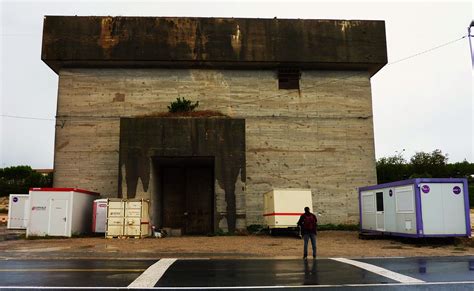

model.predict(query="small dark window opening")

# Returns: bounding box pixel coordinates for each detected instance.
[278,68,301,90]
[376,192,384,212]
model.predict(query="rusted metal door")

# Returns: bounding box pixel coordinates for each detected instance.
[185,167,213,234]
[162,167,186,230]
[161,165,213,234]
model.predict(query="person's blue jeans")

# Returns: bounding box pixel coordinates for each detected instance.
[303,233,316,258]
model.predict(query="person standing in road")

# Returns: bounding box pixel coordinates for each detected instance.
[297,207,317,259]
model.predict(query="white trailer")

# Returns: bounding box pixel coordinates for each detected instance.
[27,188,99,237]
[263,189,313,233]
[92,198,108,233]
[359,178,471,238]
[7,194,29,229]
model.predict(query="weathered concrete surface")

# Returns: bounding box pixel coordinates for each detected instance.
[53,69,376,226]
[42,16,387,75]
[119,118,246,232]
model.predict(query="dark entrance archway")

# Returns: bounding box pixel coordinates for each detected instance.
[153,157,214,235]
[119,117,246,233]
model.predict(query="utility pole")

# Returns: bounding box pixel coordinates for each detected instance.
[469,20,474,67]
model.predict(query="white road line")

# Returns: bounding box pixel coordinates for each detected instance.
[331,257,424,284]
[128,258,177,288]
[1,281,474,289]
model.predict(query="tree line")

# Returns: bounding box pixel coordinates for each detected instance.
[0,166,52,197]
[1,150,473,207]
[377,149,473,207]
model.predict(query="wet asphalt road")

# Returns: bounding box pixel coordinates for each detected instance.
[0,256,473,289]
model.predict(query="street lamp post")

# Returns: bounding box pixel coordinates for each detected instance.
[469,21,474,67]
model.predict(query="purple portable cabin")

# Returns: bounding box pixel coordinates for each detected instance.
[359,178,471,238]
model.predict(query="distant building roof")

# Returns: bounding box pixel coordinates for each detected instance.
[33,169,54,174]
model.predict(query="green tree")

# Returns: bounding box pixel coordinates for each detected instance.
[376,150,473,207]
[376,152,409,184]
[410,149,448,178]
[0,166,53,197]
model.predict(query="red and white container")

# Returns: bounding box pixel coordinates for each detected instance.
[92,199,108,233]
[27,188,99,237]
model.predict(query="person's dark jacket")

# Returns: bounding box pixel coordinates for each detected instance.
[297,212,317,235]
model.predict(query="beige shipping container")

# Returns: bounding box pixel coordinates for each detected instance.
[106,199,150,238]
[263,189,313,230]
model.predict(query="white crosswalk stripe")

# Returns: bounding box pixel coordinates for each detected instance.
[330,257,424,283]
[128,258,177,288]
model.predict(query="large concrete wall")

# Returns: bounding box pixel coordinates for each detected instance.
[54,68,377,225]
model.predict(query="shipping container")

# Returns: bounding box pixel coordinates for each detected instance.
[106,198,150,238]
[359,178,471,238]
[92,199,108,233]
[263,189,313,233]
[7,194,29,229]
[26,188,99,237]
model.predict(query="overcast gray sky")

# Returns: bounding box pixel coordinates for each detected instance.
[0,0,473,169]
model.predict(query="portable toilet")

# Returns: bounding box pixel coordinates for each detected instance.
[359,178,471,238]
[263,189,313,234]
[27,188,99,237]
[92,198,108,233]
[7,194,29,229]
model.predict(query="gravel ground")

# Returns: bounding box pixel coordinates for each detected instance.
[0,230,472,260]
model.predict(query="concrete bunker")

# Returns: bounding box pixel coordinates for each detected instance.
[119,117,246,234]
[43,16,388,226]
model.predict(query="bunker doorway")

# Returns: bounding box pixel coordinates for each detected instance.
[153,157,214,235]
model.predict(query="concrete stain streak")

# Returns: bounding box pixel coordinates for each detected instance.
[98,17,120,57]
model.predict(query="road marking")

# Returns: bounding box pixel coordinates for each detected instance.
[0,268,145,272]
[128,258,177,288]
[330,257,424,283]
[2,281,474,289]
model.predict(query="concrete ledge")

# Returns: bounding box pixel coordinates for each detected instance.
[42,16,387,75]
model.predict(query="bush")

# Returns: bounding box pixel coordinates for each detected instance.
[167,97,199,113]
[0,166,53,197]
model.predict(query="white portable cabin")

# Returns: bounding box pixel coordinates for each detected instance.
[7,194,29,229]
[27,188,100,237]
[263,189,313,230]
[359,178,471,238]
[92,198,108,233]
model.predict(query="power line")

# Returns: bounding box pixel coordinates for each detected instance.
[1,114,55,121]
[387,35,468,66]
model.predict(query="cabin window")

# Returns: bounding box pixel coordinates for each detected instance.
[376,191,384,212]
[278,68,300,89]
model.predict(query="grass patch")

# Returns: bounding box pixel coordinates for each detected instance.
[247,224,265,233]
[317,224,360,231]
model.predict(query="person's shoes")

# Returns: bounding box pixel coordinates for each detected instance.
[303,256,307,260]
[313,255,316,259]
